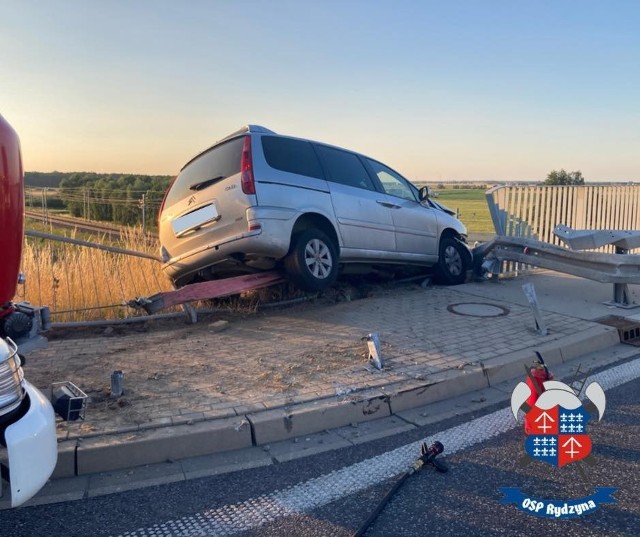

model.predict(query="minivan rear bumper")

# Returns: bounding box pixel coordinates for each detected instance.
[161,207,298,284]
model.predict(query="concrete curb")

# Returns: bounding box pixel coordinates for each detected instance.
[51,325,621,477]
[247,389,391,445]
[54,415,253,478]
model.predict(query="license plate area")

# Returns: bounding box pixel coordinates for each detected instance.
[172,204,219,237]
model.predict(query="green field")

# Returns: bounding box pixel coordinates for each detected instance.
[434,188,494,234]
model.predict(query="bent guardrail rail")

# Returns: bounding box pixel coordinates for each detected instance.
[554,225,640,252]
[473,235,640,308]
[484,184,640,279]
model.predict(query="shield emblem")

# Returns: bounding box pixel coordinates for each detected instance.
[524,404,592,468]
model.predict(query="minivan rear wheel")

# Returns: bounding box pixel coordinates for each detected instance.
[284,229,338,292]
[435,237,469,285]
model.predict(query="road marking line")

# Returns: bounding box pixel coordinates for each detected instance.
[121,355,640,536]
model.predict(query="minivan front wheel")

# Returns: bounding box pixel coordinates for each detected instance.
[435,237,469,285]
[284,229,338,292]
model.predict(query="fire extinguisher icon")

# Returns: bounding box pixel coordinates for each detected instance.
[524,352,553,435]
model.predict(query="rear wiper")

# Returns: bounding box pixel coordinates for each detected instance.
[189,175,224,191]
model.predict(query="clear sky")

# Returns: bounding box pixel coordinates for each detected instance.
[1,0,638,182]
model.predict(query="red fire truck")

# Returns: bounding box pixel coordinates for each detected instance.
[0,113,57,507]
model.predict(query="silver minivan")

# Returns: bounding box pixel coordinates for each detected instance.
[159,125,471,291]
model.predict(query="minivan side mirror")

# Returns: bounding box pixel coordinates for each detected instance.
[419,186,430,202]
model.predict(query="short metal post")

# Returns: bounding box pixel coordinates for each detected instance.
[607,247,638,308]
[111,370,124,397]
[522,283,548,335]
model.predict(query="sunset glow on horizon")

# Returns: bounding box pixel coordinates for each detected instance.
[2,0,638,182]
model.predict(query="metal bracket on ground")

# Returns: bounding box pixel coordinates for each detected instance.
[362,332,384,370]
[522,283,548,336]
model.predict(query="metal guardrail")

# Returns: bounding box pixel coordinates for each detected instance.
[485,184,640,277]
[26,230,161,261]
[19,230,171,324]
[474,236,640,285]
[480,184,640,307]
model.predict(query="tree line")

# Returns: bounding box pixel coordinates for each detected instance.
[27,172,173,228]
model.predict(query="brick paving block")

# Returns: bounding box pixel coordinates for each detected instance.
[172,413,205,425]
[100,424,140,435]
[261,397,293,410]
[138,417,174,430]
[211,401,241,410]
[232,403,266,415]
[146,411,174,420]
[202,408,238,420]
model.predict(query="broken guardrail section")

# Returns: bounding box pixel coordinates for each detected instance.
[128,272,285,315]
[473,226,640,308]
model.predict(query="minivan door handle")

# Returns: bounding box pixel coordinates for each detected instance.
[376,200,401,209]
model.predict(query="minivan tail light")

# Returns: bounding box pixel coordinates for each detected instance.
[159,175,177,222]
[240,136,256,195]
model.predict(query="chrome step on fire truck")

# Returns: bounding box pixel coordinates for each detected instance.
[0,114,57,507]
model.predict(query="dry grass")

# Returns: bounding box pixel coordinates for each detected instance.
[18,228,172,322]
[17,225,312,323]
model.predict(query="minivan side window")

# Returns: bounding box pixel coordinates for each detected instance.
[261,136,324,179]
[165,137,244,208]
[366,158,417,202]
[315,145,376,191]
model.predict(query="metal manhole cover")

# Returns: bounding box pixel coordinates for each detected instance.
[447,302,510,318]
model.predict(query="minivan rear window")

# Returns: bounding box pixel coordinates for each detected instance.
[164,137,244,208]
[261,136,324,180]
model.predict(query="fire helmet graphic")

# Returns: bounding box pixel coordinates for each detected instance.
[511,380,606,468]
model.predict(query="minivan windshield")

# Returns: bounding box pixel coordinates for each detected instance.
[164,137,245,208]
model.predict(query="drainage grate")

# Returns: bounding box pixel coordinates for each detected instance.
[596,315,640,346]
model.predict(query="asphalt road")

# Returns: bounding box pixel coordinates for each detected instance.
[2,356,638,537]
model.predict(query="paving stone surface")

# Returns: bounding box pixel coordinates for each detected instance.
[25,283,603,442]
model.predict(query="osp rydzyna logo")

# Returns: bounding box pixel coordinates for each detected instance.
[498,356,617,519]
